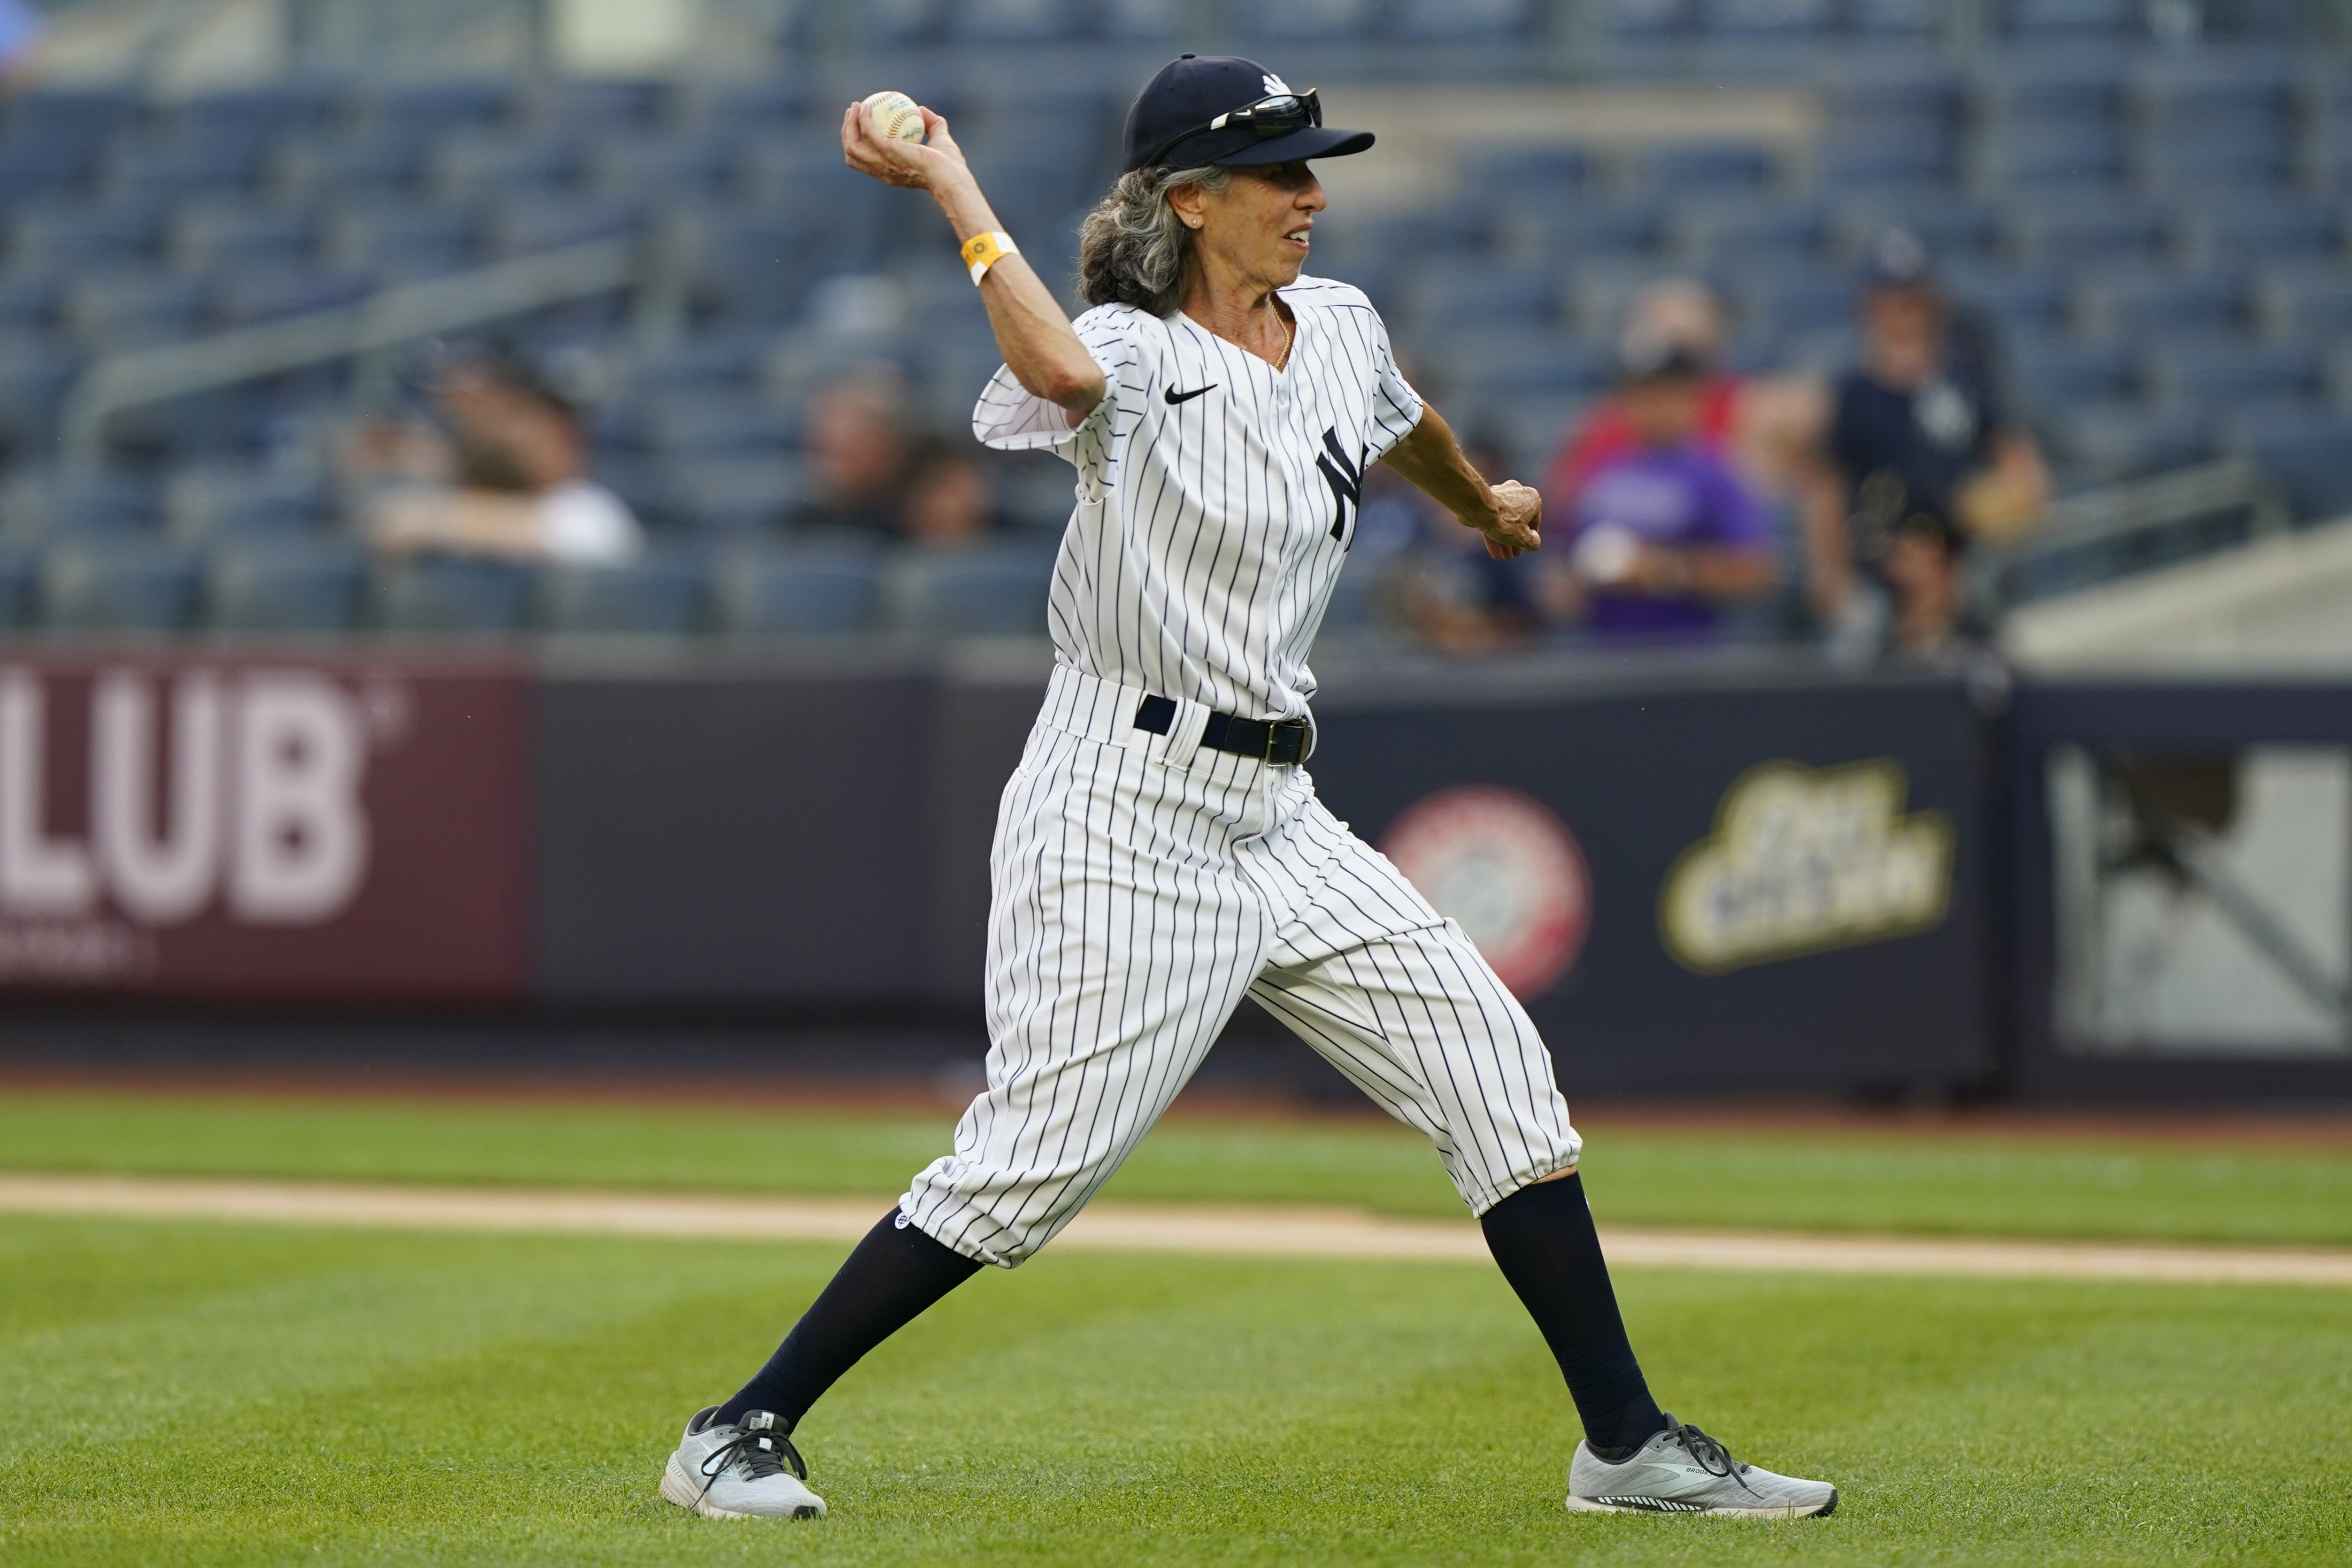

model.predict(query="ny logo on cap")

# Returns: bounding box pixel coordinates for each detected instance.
[1263,73,1292,95]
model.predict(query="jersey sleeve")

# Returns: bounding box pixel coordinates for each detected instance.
[1364,311,1425,461]
[970,308,1138,464]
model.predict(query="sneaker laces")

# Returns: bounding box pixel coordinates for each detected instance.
[698,1411,809,1502]
[1662,1417,1759,1495]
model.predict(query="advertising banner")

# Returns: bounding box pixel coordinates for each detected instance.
[0,654,527,1002]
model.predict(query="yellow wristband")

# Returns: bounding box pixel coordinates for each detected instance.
[961,230,1018,285]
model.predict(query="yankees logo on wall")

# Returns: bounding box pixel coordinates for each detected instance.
[1381,785,1592,998]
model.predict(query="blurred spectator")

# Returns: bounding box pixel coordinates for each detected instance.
[1545,279,1825,513]
[901,436,1002,549]
[1537,337,1776,640]
[0,0,41,89]
[1799,230,2047,664]
[358,346,642,565]
[792,365,912,537]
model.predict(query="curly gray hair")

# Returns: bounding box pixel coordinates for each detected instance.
[1076,164,1233,317]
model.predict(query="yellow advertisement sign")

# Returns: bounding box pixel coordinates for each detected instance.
[1660,760,1954,974]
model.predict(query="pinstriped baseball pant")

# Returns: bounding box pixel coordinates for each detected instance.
[902,665,1582,1267]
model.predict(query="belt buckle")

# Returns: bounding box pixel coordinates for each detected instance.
[1265,720,1298,766]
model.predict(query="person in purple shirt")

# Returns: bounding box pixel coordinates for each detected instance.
[1551,336,1776,639]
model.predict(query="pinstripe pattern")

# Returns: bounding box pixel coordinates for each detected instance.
[913,284,1576,1268]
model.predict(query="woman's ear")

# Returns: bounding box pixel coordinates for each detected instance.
[1167,183,1207,231]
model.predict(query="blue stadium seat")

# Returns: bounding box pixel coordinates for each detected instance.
[0,335,75,461]
[97,387,273,468]
[1975,60,2126,128]
[357,79,514,138]
[2190,201,2341,267]
[1730,269,1858,340]
[951,0,1085,41]
[1244,0,1375,38]
[1438,331,1613,399]
[430,134,579,201]
[2155,343,2326,408]
[2088,269,2251,338]
[165,467,329,540]
[669,457,807,534]
[679,79,806,138]
[2225,409,2352,520]
[2003,0,2142,40]
[586,134,736,200]
[727,151,892,271]
[2138,124,2294,193]
[61,274,211,348]
[171,83,340,144]
[0,143,99,206]
[104,132,276,205]
[1698,0,1833,36]
[2007,341,2143,409]
[1674,201,1830,265]
[1819,131,1960,195]
[213,265,371,326]
[1461,147,1593,200]
[484,196,644,259]
[1396,0,1537,38]
[7,203,162,273]
[856,0,947,46]
[0,540,37,629]
[625,332,773,398]
[1105,0,1187,38]
[2256,266,2352,338]
[0,278,57,333]
[375,554,537,633]
[716,543,880,635]
[1975,124,2128,191]
[1593,0,1690,39]
[206,537,369,632]
[2003,201,2170,267]
[2046,405,2214,484]
[1642,144,1778,195]
[1836,198,2000,267]
[630,392,794,461]
[41,540,202,631]
[518,79,671,136]
[2,88,143,159]
[539,555,709,634]
[169,203,318,273]
[273,131,431,199]
[881,547,1052,637]
[1497,200,1665,262]
[320,204,481,280]
[1407,266,1563,331]
[0,470,159,538]
[1849,0,1942,36]
[1942,265,2072,338]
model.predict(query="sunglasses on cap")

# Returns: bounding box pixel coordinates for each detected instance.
[1145,89,1322,167]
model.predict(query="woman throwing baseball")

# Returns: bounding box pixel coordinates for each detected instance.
[660,55,1839,1524]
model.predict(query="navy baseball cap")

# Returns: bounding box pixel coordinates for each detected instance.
[1121,54,1374,174]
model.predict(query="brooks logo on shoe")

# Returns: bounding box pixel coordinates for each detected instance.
[1591,1495,1710,1513]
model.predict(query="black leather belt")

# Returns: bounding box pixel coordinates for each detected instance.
[1133,694,1311,766]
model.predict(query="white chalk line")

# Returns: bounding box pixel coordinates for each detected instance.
[3,1174,2349,1288]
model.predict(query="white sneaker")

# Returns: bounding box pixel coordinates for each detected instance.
[658,1407,827,1520]
[1566,1415,1837,1518]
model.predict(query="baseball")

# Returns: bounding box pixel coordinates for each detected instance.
[861,90,926,144]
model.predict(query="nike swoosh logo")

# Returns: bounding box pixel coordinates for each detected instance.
[1164,384,1218,406]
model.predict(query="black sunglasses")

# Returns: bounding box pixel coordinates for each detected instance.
[1147,89,1322,167]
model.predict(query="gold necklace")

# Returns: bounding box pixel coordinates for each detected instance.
[1273,312,1295,371]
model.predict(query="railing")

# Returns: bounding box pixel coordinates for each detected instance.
[58,236,676,473]
[1974,457,2293,621]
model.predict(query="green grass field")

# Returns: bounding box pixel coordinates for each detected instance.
[3,1089,2351,1564]
[7,1088,2352,1245]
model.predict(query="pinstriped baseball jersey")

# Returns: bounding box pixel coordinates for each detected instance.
[972,275,1422,723]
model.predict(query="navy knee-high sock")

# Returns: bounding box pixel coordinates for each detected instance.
[714,1211,983,1430]
[1480,1172,1667,1459]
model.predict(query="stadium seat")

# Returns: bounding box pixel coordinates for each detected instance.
[0,335,75,462]
[1396,0,1537,39]
[1461,147,1593,200]
[726,152,892,271]
[2045,405,2215,485]
[586,134,737,200]
[1730,270,1858,340]
[2138,124,2294,193]
[0,143,99,206]
[2003,0,2143,40]
[1104,0,1187,38]
[1592,0,1690,40]
[170,83,341,144]
[880,547,1053,638]
[169,203,319,273]
[1495,200,1665,263]
[61,274,212,348]
[1941,265,2072,338]
[7,204,162,273]
[1243,0,1376,39]
[1674,202,1830,265]
[0,540,37,629]
[272,131,431,200]
[518,79,670,136]
[206,537,369,632]
[484,196,645,259]
[2006,341,2143,410]
[430,134,580,201]
[1975,59,2126,130]
[102,132,277,205]
[212,266,371,326]
[1835,198,2000,267]
[539,555,709,634]
[165,467,329,540]
[678,79,806,138]
[2255,266,2352,338]
[623,392,794,461]
[1698,0,1833,37]
[951,0,1085,41]
[1,88,143,161]
[1432,330,1612,400]
[2224,408,2352,520]
[1818,132,1960,195]
[1849,0,1942,36]
[357,79,514,139]
[715,543,881,635]
[2188,201,2342,268]
[374,555,537,633]
[320,204,482,280]
[1406,266,1563,332]
[625,332,773,398]
[2087,270,2252,338]
[1642,144,1778,195]
[2154,342,2326,408]
[0,469,159,538]
[2004,201,2171,268]
[1975,124,2129,191]
[669,457,807,534]
[40,540,202,631]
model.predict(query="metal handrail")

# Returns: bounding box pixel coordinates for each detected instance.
[1973,456,2292,618]
[58,237,651,472]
